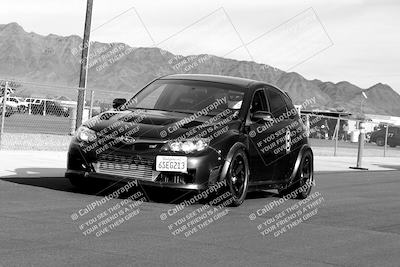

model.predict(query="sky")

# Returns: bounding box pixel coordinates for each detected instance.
[1,0,399,93]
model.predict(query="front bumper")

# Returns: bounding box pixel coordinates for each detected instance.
[65,169,207,190]
[66,139,224,190]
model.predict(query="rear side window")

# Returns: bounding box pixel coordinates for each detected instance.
[250,90,268,113]
[389,127,400,135]
[283,93,295,112]
[266,88,287,118]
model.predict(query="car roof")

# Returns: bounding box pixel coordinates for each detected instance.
[159,74,262,88]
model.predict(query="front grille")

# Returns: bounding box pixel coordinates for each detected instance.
[112,139,164,151]
[132,143,163,151]
[156,171,195,184]
[95,153,158,181]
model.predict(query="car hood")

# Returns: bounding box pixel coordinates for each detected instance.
[85,109,235,140]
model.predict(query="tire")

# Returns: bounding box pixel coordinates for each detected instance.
[225,149,249,207]
[389,144,396,148]
[279,150,314,199]
[376,137,385,146]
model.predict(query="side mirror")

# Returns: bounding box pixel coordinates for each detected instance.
[112,98,127,109]
[251,111,274,122]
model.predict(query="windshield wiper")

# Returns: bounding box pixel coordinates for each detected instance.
[126,107,236,117]
[126,107,194,115]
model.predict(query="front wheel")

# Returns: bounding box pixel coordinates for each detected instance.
[225,149,249,207]
[279,150,314,199]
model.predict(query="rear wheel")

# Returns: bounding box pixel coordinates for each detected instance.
[376,137,385,146]
[389,144,396,148]
[226,149,249,207]
[279,150,314,199]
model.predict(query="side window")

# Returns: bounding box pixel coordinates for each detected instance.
[282,92,298,118]
[250,90,268,114]
[266,88,288,118]
[283,93,295,112]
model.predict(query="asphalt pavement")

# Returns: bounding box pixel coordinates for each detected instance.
[0,168,399,266]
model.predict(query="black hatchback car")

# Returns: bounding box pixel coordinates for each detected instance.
[66,74,314,206]
[370,126,400,147]
[30,100,69,117]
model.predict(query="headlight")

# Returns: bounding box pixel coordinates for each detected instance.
[162,139,210,153]
[76,126,97,142]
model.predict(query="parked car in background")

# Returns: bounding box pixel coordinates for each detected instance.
[370,126,400,147]
[25,97,44,105]
[7,96,29,113]
[29,99,69,117]
[26,98,44,114]
[0,103,14,117]
[0,96,17,115]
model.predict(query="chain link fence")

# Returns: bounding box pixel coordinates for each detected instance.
[1,78,400,159]
[0,79,132,150]
[301,113,400,158]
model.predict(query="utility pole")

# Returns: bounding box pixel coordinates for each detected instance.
[349,121,368,170]
[360,91,368,115]
[76,0,94,130]
[0,81,9,149]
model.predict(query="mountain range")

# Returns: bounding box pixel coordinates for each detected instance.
[1,22,399,116]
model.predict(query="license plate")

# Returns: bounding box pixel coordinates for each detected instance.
[156,156,187,173]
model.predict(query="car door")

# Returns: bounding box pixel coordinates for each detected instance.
[387,127,395,144]
[390,127,400,146]
[245,89,276,181]
[265,87,297,182]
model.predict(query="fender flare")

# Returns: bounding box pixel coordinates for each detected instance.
[287,144,314,185]
[218,142,247,183]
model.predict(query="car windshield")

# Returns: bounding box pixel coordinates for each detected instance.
[124,79,245,116]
